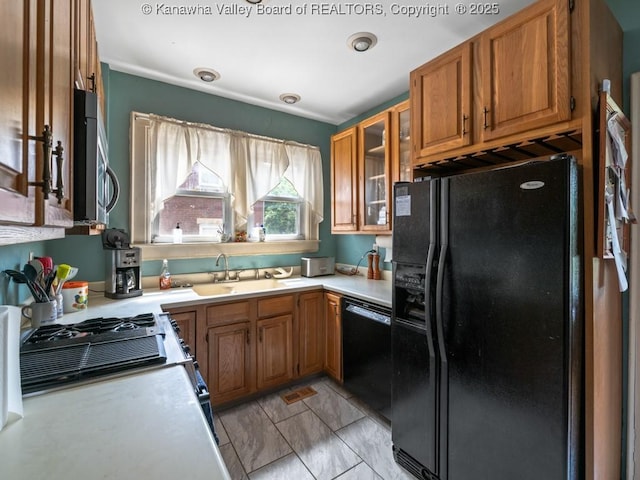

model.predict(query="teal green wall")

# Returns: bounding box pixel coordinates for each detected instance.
[0,242,47,305]
[338,91,409,131]
[3,0,636,301]
[606,0,640,110]
[46,69,338,281]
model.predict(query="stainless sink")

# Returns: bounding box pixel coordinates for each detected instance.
[192,278,288,297]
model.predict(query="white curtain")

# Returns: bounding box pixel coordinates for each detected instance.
[148,113,324,234]
[230,134,290,227]
[284,142,324,225]
[149,119,192,227]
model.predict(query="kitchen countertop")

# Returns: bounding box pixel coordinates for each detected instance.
[7,273,390,480]
[56,273,391,324]
[0,366,231,480]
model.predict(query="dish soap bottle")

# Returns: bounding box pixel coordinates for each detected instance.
[159,259,171,290]
[172,222,183,244]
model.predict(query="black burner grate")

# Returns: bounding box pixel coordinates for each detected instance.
[20,335,167,393]
[84,336,164,371]
[20,344,88,384]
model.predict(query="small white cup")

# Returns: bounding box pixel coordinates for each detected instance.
[21,300,57,328]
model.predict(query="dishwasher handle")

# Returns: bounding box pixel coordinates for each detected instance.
[345,304,391,326]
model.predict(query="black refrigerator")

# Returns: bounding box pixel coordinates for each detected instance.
[391,155,582,480]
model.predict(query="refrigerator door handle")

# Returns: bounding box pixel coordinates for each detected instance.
[435,179,449,480]
[435,243,447,363]
[436,178,449,364]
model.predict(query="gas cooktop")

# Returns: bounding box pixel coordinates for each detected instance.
[20,313,168,394]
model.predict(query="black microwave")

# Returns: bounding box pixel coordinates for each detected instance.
[73,89,119,225]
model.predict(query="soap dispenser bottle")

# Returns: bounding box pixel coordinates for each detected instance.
[159,259,171,290]
[172,223,183,244]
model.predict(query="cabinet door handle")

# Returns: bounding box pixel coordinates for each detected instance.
[88,73,96,93]
[246,329,250,345]
[483,107,489,130]
[259,326,263,343]
[462,114,468,135]
[52,141,65,204]
[28,125,53,199]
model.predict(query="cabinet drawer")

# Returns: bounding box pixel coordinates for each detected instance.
[257,295,294,318]
[206,301,250,326]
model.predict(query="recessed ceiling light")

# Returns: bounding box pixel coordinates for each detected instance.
[279,93,301,105]
[193,67,220,82]
[347,32,378,52]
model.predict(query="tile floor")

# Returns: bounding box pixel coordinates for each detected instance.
[214,376,414,480]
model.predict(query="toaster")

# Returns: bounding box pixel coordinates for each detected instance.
[301,256,335,277]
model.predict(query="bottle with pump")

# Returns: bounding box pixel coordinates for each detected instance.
[159,259,171,290]
[172,223,183,244]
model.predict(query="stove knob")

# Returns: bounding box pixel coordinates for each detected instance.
[192,360,200,369]
[183,344,191,354]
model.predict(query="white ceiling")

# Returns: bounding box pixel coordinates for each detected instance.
[92,0,535,125]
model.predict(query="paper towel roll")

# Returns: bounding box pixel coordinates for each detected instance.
[375,235,393,263]
[0,305,23,432]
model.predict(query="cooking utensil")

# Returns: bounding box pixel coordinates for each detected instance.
[44,268,57,297]
[35,256,54,276]
[27,259,44,280]
[65,266,79,282]
[22,265,51,302]
[3,269,48,303]
[53,264,72,294]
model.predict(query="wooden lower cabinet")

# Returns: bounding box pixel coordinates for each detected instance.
[190,290,343,406]
[208,320,252,404]
[256,314,294,389]
[164,308,196,357]
[298,291,325,377]
[324,292,342,382]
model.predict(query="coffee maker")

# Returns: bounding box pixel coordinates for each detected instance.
[102,229,143,299]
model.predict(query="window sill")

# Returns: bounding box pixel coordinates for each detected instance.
[135,240,321,261]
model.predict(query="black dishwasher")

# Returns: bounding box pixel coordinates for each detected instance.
[342,297,392,420]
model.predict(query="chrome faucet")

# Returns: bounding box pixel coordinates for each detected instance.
[215,253,230,281]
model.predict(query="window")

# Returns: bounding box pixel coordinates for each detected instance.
[248,178,305,240]
[129,112,323,258]
[153,162,231,243]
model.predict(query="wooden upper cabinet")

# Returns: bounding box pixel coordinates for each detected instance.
[331,102,408,234]
[74,0,104,111]
[479,0,570,141]
[37,0,74,228]
[411,42,473,159]
[331,127,358,232]
[391,100,412,183]
[0,0,37,229]
[358,111,392,232]
[0,0,74,239]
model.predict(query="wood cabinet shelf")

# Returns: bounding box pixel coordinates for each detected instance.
[414,128,582,175]
[367,145,386,155]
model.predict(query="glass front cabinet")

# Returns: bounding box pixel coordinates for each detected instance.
[393,100,412,183]
[358,112,391,232]
[330,99,410,235]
